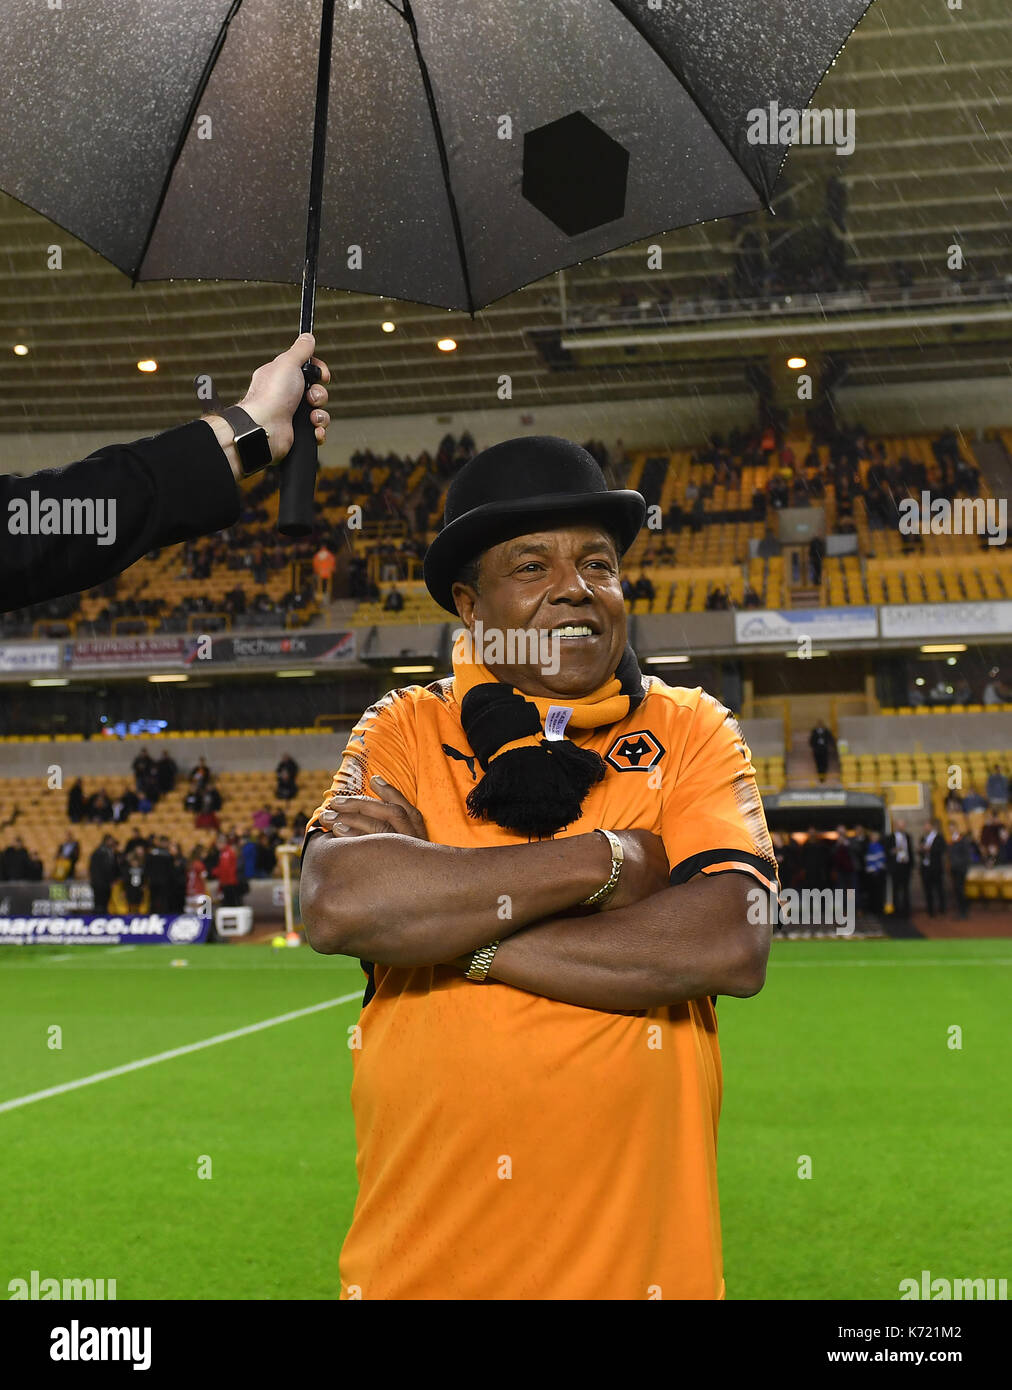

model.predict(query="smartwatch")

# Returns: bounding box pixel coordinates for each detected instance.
[218,404,272,477]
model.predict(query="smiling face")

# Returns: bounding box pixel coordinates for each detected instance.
[450,522,627,699]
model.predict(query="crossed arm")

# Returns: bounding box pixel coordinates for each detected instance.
[299,778,770,1011]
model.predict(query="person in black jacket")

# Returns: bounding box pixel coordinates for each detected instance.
[809,721,835,781]
[884,820,913,919]
[89,835,119,913]
[2,334,331,612]
[919,821,948,916]
[66,777,86,824]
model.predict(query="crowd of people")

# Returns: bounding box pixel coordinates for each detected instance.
[772,818,998,922]
[0,750,312,901]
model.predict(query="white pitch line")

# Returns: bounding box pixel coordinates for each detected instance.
[772,958,1011,967]
[0,992,362,1115]
[105,945,137,954]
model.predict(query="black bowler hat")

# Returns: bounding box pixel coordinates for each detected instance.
[422,435,646,614]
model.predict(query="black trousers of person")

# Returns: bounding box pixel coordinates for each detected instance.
[91,882,111,914]
[867,871,886,915]
[890,864,911,918]
[951,870,969,918]
[921,867,946,916]
[813,749,829,777]
[222,884,242,907]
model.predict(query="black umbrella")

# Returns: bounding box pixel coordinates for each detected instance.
[0,0,875,534]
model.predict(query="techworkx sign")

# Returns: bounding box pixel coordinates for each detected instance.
[182,631,355,665]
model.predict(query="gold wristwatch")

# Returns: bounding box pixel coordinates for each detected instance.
[580,829,624,908]
[465,940,500,982]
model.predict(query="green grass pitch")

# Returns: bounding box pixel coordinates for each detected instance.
[0,938,1007,1300]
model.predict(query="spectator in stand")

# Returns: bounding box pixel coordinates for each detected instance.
[292,809,309,839]
[87,788,113,823]
[947,830,973,919]
[313,541,337,602]
[631,573,655,602]
[982,672,1012,705]
[155,751,178,795]
[252,803,273,833]
[54,832,80,881]
[239,832,259,882]
[88,835,119,913]
[67,777,86,824]
[132,747,155,791]
[743,584,761,609]
[864,832,887,914]
[979,813,1003,864]
[985,765,1009,807]
[248,540,269,586]
[214,833,241,907]
[189,756,211,790]
[110,846,149,915]
[276,755,299,802]
[961,787,987,813]
[809,721,834,781]
[194,788,221,832]
[167,842,187,914]
[918,821,947,916]
[255,832,277,877]
[140,767,161,807]
[383,584,405,613]
[885,820,913,919]
[808,535,825,586]
[186,849,208,906]
[945,788,965,813]
[123,829,149,857]
[270,806,288,830]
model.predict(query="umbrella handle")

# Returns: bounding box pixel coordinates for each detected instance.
[276,359,323,537]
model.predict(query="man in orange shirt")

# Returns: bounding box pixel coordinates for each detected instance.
[312,541,337,602]
[301,435,779,1300]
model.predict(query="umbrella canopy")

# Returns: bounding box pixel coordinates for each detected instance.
[1,0,874,315]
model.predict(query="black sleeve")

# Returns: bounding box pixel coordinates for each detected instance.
[2,419,240,612]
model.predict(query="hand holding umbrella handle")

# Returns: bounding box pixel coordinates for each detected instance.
[277,359,324,537]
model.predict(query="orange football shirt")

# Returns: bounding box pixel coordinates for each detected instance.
[304,674,778,1300]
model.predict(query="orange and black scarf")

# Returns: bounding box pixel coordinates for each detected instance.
[451,638,646,837]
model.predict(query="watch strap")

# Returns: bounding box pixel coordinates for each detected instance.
[219,404,272,477]
[581,829,624,908]
[465,940,500,982]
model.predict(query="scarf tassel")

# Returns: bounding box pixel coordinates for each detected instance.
[466,739,607,838]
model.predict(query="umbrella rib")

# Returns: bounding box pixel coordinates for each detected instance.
[604,0,773,211]
[401,0,477,317]
[130,0,246,287]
